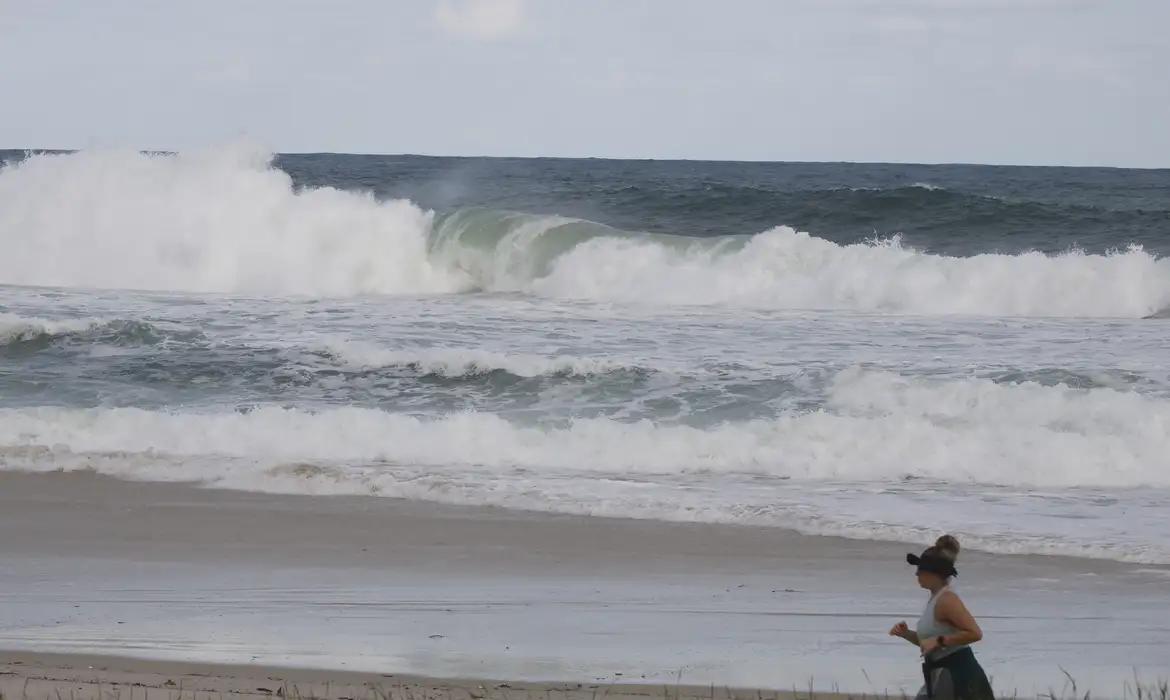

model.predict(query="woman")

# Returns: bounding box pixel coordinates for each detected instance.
[888,535,994,700]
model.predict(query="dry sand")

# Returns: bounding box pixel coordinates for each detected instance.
[0,652,853,700]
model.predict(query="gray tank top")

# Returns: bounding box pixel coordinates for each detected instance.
[916,586,967,660]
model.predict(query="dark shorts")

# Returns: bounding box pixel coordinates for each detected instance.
[917,647,994,700]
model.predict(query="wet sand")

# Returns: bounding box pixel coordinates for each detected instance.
[1,472,1167,696]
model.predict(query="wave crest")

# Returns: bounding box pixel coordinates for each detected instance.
[314,340,656,378]
[2,146,1169,317]
[0,313,105,346]
[2,369,1166,487]
[0,313,199,352]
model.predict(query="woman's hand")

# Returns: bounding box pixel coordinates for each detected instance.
[889,621,910,639]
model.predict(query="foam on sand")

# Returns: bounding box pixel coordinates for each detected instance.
[2,368,1168,563]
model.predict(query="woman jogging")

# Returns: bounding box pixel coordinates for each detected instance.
[889,535,994,700]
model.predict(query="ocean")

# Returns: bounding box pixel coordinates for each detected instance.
[2,145,1169,567]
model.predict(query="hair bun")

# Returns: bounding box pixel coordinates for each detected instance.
[935,534,961,561]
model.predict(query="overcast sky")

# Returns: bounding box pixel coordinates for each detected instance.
[1,0,1167,167]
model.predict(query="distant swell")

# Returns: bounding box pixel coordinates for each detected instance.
[2,146,1169,317]
[567,178,1170,255]
[313,340,657,379]
[0,313,197,352]
[0,314,105,345]
[608,181,1036,228]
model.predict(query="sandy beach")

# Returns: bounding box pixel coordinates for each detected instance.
[2,472,1168,698]
[0,651,861,700]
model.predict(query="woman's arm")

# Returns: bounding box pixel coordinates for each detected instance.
[920,591,983,654]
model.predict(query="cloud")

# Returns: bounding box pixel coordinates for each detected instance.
[434,0,529,41]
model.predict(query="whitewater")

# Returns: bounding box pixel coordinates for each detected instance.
[2,145,1169,565]
[2,147,1169,316]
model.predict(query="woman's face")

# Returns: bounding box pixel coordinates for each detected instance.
[916,569,943,589]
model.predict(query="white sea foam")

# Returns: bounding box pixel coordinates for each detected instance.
[0,313,106,344]
[2,369,1168,562]
[0,146,466,296]
[530,229,1170,317]
[2,146,1169,317]
[315,340,656,377]
[3,369,1165,486]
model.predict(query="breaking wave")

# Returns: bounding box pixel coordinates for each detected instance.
[2,146,1169,317]
[0,313,200,352]
[2,368,1169,563]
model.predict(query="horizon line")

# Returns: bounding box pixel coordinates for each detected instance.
[1,146,1166,172]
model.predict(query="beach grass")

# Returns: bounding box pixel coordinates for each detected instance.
[1,674,1167,700]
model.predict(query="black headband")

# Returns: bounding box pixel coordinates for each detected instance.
[906,551,958,577]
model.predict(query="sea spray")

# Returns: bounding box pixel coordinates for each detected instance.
[3,147,1169,316]
[0,147,465,296]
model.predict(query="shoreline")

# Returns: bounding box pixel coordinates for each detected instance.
[0,470,1156,575]
[2,472,1169,695]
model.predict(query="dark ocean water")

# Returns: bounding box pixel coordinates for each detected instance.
[5,149,1170,256]
[1,145,1169,565]
[272,153,1170,255]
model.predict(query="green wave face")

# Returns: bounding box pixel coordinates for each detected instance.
[426,207,749,290]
